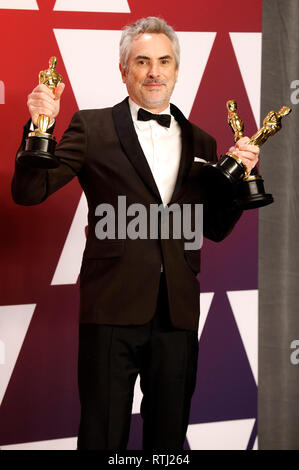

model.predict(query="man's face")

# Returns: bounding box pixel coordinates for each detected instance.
[120,33,179,113]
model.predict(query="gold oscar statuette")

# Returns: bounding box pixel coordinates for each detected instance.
[227,100,244,143]
[198,99,291,210]
[17,56,63,169]
[224,100,291,208]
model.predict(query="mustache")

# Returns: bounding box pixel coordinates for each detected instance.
[142,79,166,85]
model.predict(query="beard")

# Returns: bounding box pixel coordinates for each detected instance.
[127,78,176,111]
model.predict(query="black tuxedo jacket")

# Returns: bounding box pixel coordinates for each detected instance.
[12,97,242,331]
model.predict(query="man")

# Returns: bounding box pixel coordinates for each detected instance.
[12,17,259,450]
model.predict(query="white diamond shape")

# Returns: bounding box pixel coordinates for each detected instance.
[0,304,36,405]
[187,418,255,450]
[227,289,258,384]
[53,0,130,12]
[1,436,77,450]
[51,193,88,285]
[229,33,262,128]
[0,0,38,9]
[198,292,214,342]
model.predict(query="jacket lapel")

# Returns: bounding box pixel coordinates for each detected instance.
[112,97,162,202]
[168,103,194,204]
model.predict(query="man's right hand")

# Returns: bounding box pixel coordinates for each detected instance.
[27,82,65,127]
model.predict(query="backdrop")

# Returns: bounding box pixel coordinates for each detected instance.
[0,0,261,450]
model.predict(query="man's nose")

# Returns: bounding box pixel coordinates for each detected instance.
[148,62,160,78]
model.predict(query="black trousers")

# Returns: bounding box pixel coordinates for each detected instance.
[77,273,199,450]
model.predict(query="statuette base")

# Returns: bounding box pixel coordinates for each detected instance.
[236,175,274,210]
[17,134,59,169]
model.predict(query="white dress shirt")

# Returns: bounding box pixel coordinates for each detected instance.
[129,98,182,206]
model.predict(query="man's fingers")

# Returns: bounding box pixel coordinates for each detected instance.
[28,89,56,108]
[235,137,260,155]
[27,82,64,124]
[32,83,55,97]
[28,94,56,109]
[233,136,260,171]
[234,151,259,164]
[238,144,260,155]
[30,103,56,116]
[28,96,57,114]
[54,82,65,100]
[236,136,250,145]
[242,159,256,173]
[235,150,259,161]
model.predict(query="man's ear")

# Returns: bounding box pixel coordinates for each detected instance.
[119,63,127,84]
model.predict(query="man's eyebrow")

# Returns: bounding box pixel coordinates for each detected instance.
[133,54,173,61]
[134,55,150,61]
[158,55,173,60]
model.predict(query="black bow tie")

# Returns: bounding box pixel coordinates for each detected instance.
[137,108,171,128]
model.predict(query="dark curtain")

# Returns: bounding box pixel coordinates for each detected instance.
[259,0,299,450]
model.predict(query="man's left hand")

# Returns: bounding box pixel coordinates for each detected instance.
[228,136,260,173]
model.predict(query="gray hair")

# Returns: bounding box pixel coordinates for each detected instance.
[119,17,180,71]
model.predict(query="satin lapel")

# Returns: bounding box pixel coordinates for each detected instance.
[169,103,194,204]
[112,98,162,202]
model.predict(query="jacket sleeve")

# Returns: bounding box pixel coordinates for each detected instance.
[202,137,243,242]
[11,111,85,206]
